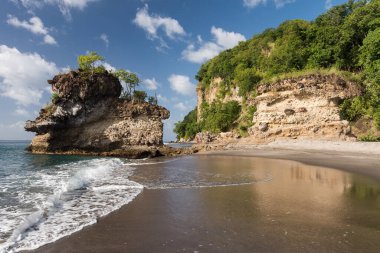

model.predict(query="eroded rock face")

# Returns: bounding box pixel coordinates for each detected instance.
[25,70,170,156]
[248,74,361,141]
[196,77,242,122]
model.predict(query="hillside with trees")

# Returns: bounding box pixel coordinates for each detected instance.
[175,0,380,141]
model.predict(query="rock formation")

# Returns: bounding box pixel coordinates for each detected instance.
[25,70,170,158]
[195,74,362,143]
[196,77,242,122]
[249,74,361,141]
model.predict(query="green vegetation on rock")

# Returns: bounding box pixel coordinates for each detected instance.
[174,101,241,140]
[174,108,200,141]
[175,0,380,140]
[75,52,157,105]
[77,51,105,73]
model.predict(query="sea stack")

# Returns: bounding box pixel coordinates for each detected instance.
[25,69,170,158]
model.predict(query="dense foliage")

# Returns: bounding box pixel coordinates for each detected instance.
[174,101,241,140]
[201,101,241,133]
[174,108,200,140]
[77,51,105,72]
[175,0,380,140]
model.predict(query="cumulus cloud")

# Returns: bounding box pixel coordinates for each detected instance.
[134,4,186,50]
[10,0,99,20]
[168,74,195,96]
[142,78,159,90]
[211,26,246,49]
[100,33,109,48]
[157,94,169,103]
[7,15,57,45]
[243,0,295,8]
[0,45,58,106]
[274,0,296,8]
[243,0,266,8]
[101,62,116,72]
[134,5,186,39]
[182,26,246,64]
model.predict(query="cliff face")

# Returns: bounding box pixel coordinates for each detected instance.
[248,74,360,142]
[25,70,170,156]
[196,77,242,121]
[196,74,361,142]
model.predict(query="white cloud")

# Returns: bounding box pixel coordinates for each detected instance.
[101,62,116,72]
[43,34,57,45]
[243,0,266,8]
[211,26,246,49]
[174,102,190,111]
[182,42,222,64]
[133,4,186,41]
[168,74,195,96]
[100,33,109,48]
[142,78,159,90]
[182,26,246,64]
[243,0,295,8]
[157,94,169,103]
[0,45,58,106]
[274,0,296,8]
[325,0,333,9]
[7,15,57,45]
[11,0,99,20]
[0,121,34,140]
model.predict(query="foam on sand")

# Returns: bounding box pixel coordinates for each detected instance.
[0,158,143,253]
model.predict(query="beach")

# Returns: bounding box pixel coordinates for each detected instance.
[27,141,380,253]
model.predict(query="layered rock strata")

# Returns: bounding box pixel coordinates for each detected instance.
[25,70,171,158]
[248,74,361,141]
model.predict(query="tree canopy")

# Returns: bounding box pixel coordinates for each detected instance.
[77,51,104,71]
[176,0,380,140]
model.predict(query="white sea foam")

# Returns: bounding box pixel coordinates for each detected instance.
[0,158,143,253]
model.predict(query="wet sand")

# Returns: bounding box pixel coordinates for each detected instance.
[29,148,380,253]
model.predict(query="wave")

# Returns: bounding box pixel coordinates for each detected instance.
[1,158,143,253]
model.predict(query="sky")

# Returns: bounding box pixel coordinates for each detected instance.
[0,0,347,141]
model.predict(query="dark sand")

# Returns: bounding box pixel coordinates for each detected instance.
[29,148,380,253]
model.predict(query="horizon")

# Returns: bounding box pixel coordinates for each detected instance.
[0,0,346,141]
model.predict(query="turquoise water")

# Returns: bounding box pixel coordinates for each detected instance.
[0,141,143,252]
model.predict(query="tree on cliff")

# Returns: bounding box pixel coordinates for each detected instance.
[114,69,140,101]
[77,51,105,72]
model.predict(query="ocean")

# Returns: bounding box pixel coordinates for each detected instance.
[2,141,380,253]
[0,141,143,252]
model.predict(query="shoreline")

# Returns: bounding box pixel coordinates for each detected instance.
[199,139,380,180]
[25,139,380,253]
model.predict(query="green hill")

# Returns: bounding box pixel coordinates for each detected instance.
[174,0,380,141]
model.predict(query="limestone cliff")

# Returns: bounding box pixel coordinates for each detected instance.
[25,70,170,157]
[195,74,362,143]
[248,74,361,142]
[196,78,242,121]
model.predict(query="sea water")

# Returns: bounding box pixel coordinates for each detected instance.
[0,141,143,252]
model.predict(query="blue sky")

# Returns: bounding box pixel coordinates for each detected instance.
[0,0,346,141]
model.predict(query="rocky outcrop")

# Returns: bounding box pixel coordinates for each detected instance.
[195,73,361,143]
[25,70,170,158]
[194,131,240,144]
[248,74,361,142]
[197,77,242,121]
